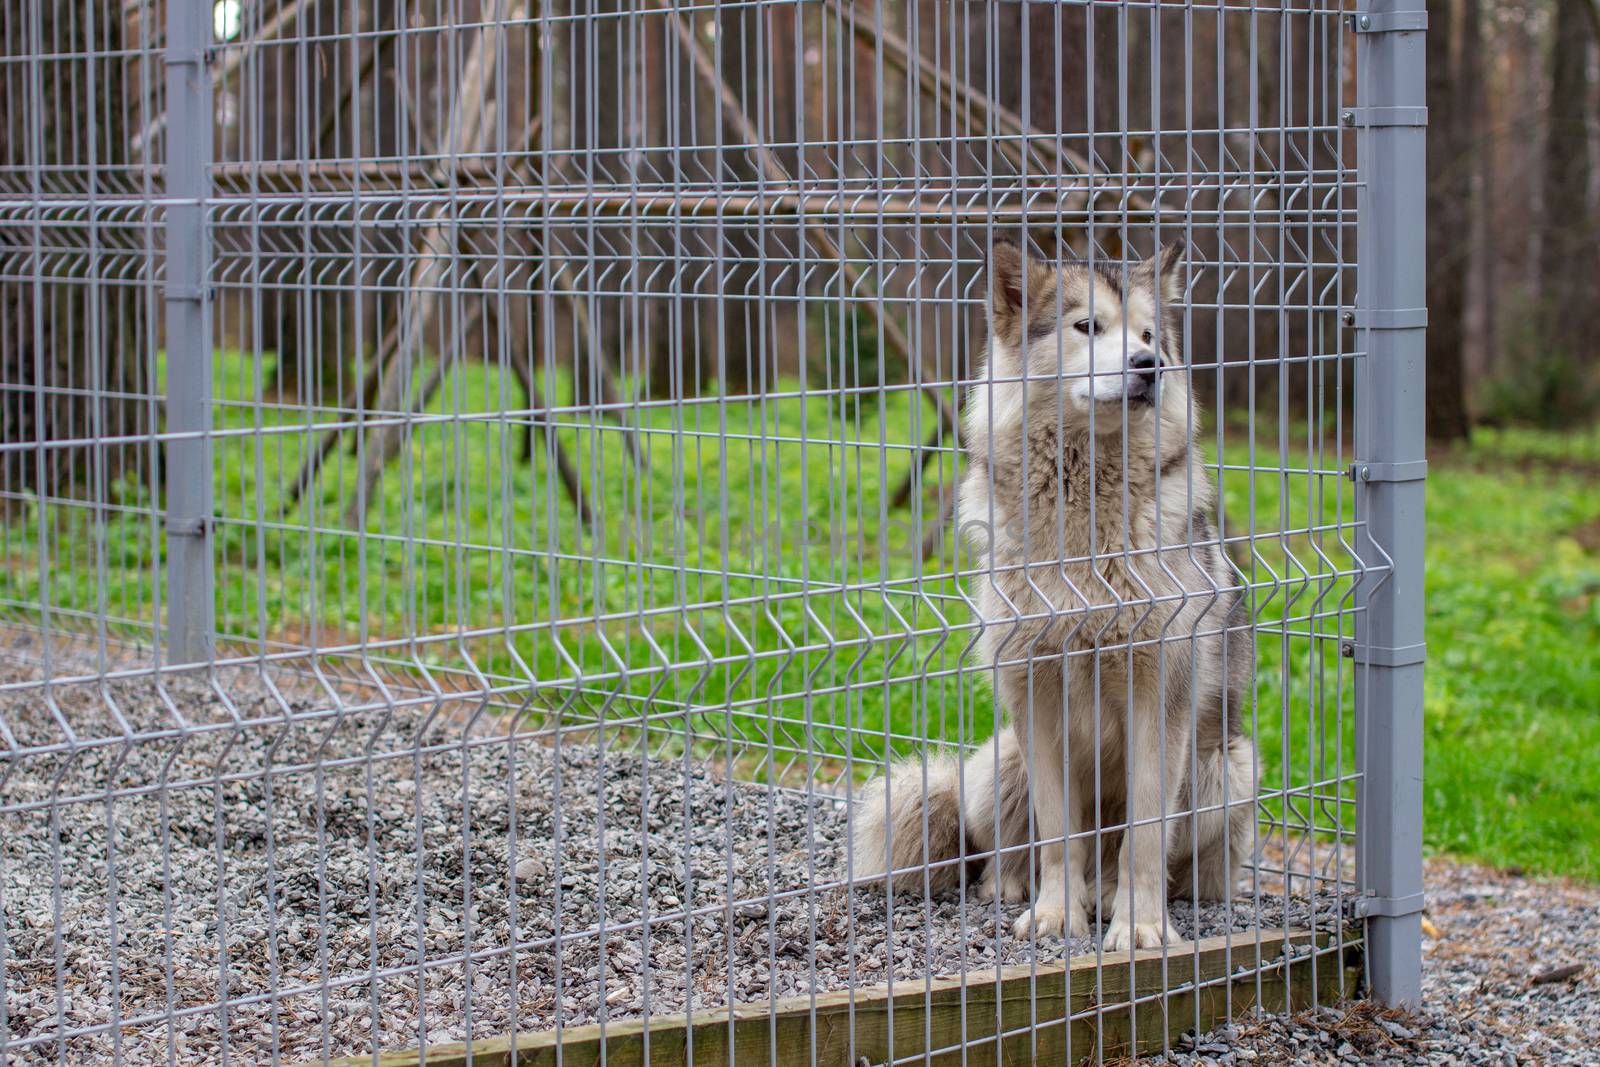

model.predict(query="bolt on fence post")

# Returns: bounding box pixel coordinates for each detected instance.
[163,0,215,664]
[1352,0,1428,1007]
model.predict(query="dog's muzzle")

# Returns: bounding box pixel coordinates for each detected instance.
[1125,351,1159,403]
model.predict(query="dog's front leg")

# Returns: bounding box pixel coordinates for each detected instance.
[1011,675,1089,939]
[1011,734,1089,938]
[1104,688,1185,951]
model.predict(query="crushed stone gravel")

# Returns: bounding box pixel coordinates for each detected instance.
[3,670,1594,1065]
[1144,860,1600,1065]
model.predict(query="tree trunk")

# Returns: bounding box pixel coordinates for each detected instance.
[1540,0,1598,366]
[0,2,150,518]
[1424,0,1474,442]
[256,0,402,402]
[1461,0,1496,391]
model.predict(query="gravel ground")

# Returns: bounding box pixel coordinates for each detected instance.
[1147,859,1600,1066]
[2,670,1594,1065]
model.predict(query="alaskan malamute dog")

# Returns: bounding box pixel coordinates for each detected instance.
[852,239,1256,951]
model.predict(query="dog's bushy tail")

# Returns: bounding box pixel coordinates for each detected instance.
[850,747,968,895]
[850,733,1025,895]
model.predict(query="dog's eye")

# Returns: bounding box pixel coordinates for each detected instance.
[1074,319,1101,335]
[1142,329,1153,345]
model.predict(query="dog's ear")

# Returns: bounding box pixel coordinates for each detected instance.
[988,241,1055,346]
[1133,237,1186,308]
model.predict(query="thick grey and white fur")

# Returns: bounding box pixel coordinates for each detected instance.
[852,240,1257,951]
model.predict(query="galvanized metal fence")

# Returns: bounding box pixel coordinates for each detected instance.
[1,1,1423,1063]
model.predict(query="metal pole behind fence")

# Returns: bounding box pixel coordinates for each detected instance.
[163,0,215,663]
[1353,0,1428,1008]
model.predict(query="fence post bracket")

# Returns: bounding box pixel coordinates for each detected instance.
[1348,460,1429,483]
[1341,106,1429,128]
[1348,11,1428,32]
[1349,642,1428,668]
[1347,891,1427,920]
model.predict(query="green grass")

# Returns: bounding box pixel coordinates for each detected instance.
[1420,433,1600,879]
[3,352,1597,879]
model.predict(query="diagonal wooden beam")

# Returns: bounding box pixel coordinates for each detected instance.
[658,1,960,442]
[548,259,646,471]
[482,297,599,528]
[341,1,526,529]
[823,0,1153,215]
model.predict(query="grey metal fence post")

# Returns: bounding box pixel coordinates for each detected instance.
[163,0,215,663]
[1352,0,1428,1008]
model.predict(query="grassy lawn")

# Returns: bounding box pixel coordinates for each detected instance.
[1419,427,1600,880]
[4,354,1597,880]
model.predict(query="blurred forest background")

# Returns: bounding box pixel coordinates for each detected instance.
[3,0,1599,467]
[1427,0,1600,436]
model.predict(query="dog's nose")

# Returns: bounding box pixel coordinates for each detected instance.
[1129,351,1159,392]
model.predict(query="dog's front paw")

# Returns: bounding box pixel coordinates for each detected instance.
[1013,901,1088,939]
[1103,914,1174,952]
[1013,903,1067,938]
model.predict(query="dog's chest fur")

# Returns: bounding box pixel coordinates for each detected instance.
[961,406,1214,654]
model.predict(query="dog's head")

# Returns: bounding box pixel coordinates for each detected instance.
[985,239,1188,437]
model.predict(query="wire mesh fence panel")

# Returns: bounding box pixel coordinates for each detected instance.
[0,0,1423,1064]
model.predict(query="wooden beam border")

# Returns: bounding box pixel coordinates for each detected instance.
[312,927,1361,1067]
